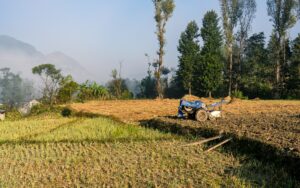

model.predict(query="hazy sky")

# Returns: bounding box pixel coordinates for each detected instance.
[0,0,299,82]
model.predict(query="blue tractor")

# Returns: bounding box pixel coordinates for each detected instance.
[178,99,223,122]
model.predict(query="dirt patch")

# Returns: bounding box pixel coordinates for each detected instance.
[71,99,300,154]
[71,99,300,121]
[71,99,300,177]
[143,112,300,156]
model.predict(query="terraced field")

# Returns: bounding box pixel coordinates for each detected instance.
[70,99,300,187]
[0,107,299,187]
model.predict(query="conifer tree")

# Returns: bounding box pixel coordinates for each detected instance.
[177,21,200,95]
[195,11,223,97]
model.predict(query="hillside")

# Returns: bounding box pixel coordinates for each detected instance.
[0,35,92,83]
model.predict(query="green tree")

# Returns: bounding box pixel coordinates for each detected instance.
[32,64,63,106]
[57,75,79,103]
[286,34,300,98]
[139,55,157,98]
[110,68,122,99]
[107,67,133,99]
[176,21,200,95]
[235,0,257,91]
[152,0,175,98]
[195,11,223,98]
[242,32,273,98]
[78,81,108,101]
[220,0,241,96]
[267,0,298,97]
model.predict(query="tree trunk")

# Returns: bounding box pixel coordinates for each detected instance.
[209,91,212,98]
[235,38,243,93]
[228,47,233,97]
[189,83,192,95]
[156,24,164,99]
[275,41,281,99]
[156,65,163,99]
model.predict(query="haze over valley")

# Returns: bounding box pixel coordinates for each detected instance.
[0,35,93,83]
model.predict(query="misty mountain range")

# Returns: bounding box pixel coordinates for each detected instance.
[0,35,93,83]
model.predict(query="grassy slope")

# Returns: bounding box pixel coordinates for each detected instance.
[0,116,298,187]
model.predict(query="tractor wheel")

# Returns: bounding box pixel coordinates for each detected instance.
[195,109,208,122]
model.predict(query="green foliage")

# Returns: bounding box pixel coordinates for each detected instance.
[78,81,109,101]
[0,68,33,108]
[29,104,62,118]
[138,59,157,98]
[108,69,123,99]
[32,64,63,106]
[241,32,273,99]
[61,107,72,117]
[231,90,248,99]
[57,75,79,103]
[234,0,257,92]
[286,34,300,98]
[220,0,241,96]
[267,0,298,97]
[4,109,23,121]
[120,90,134,100]
[139,76,157,98]
[107,69,133,100]
[194,11,223,97]
[176,21,200,95]
[267,0,298,34]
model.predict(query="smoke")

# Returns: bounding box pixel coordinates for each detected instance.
[124,78,141,97]
[0,68,36,107]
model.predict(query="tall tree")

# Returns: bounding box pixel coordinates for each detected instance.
[177,21,200,95]
[220,0,241,96]
[286,33,300,98]
[267,0,298,97]
[195,11,223,98]
[242,32,273,98]
[152,0,175,99]
[32,64,63,106]
[235,0,257,91]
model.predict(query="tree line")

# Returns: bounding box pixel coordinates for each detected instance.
[145,0,300,99]
[1,0,299,108]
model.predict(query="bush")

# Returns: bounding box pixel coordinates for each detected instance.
[232,90,248,99]
[121,90,134,100]
[57,76,79,104]
[78,81,109,101]
[61,107,72,117]
[28,104,62,118]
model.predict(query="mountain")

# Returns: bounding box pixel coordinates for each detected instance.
[0,35,92,83]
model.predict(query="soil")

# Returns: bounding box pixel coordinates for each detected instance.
[71,99,300,157]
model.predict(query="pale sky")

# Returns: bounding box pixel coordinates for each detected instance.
[0,0,299,82]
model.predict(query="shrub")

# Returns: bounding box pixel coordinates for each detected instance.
[78,81,109,101]
[121,90,134,100]
[61,107,72,117]
[57,76,79,104]
[232,90,248,99]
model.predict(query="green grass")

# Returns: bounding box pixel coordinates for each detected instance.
[0,117,173,143]
[0,116,298,187]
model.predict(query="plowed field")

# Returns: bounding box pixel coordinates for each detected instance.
[71,99,300,174]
